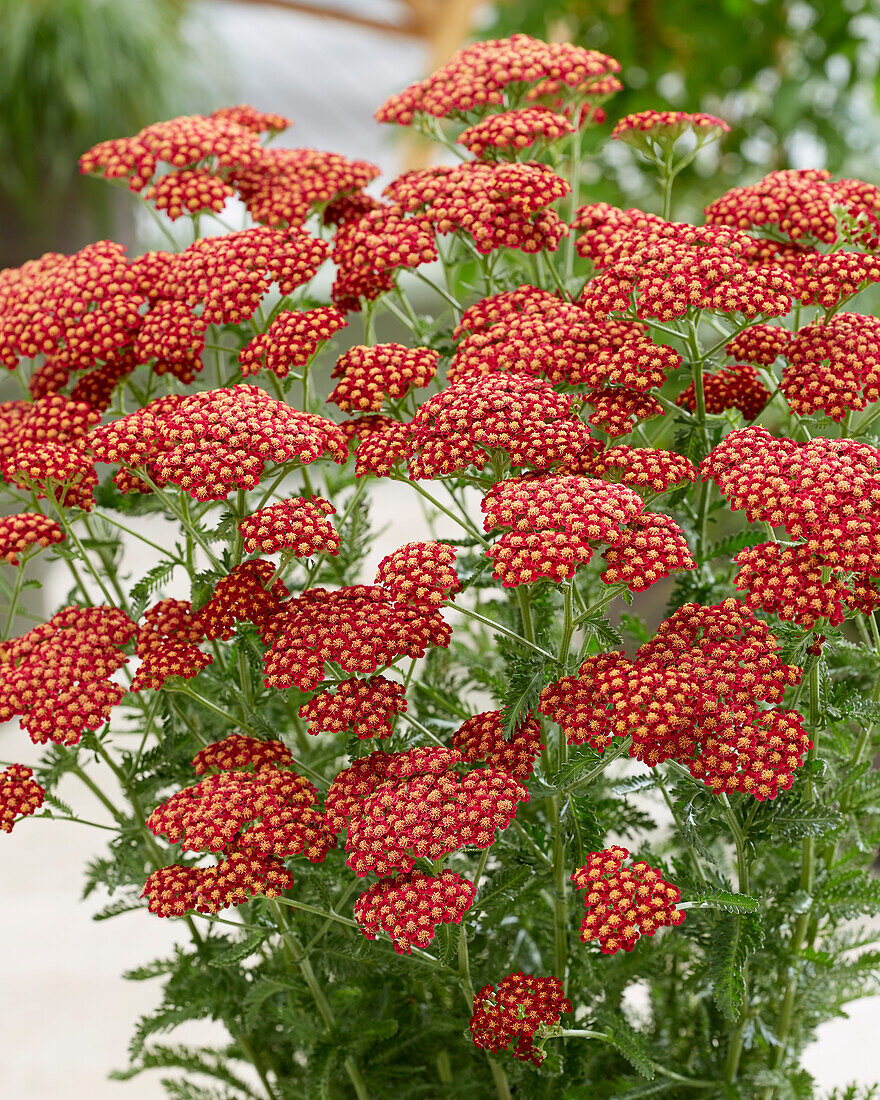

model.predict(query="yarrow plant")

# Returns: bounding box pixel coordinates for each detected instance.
[3,31,880,1100]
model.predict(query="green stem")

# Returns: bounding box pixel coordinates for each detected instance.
[447,602,555,662]
[3,559,27,637]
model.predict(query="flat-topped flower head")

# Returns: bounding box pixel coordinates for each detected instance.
[600,512,696,592]
[355,870,476,954]
[702,430,880,571]
[0,605,134,745]
[147,764,334,862]
[191,734,293,775]
[0,513,64,565]
[79,113,263,190]
[237,496,340,557]
[780,313,880,422]
[130,640,212,692]
[611,110,729,152]
[384,162,569,255]
[566,445,697,493]
[229,146,379,228]
[239,308,348,378]
[583,387,665,436]
[209,104,292,134]
[406,372,592,480]
[704,168,880,245]
[725,323,792,366]
[676,362,771,422]
[470,972,571,1066]
[376,34,620,124]
[324,746,528,876]
[142,854,294,918]
[0,764,45,833]
[457,107,575,158]
[450,295,680,391]
[144,169,234,221]
[88,385,348,502]
[340,415,411,478]
[571,846,685,954]
[452,711,545,781]
[196,560,290,640]
[578,216,796,323]
[331,205,436,311]
[329,343,439,412]
[375,541,459,605]
[298,676,406,740]
[261,585,451,691]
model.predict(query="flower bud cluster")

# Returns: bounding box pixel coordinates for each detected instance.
[0,513,65,565]
[329,343,439,412]
[0,605,134,745]
[570,846,685,954]
[238,308,348,378]
[354,869,476,954]
[470,972,571,1066]
[324,746,527,876]
[0,764,45,833]
[452,711,544,781]
[298,676,406,740]
[238,496,340,557]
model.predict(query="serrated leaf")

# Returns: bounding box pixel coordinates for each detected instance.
[129,559,177,618]
[601,1018,655,1079]
[769,809,844,842]
[475,865,532,914]
[207,930,269,968]
[699,527,766,564]
[708,912,763,1021]
[93,894,143,920]
[688,889,760,913]
[499,651,546,738]
[435,923,461,967]
[242,977,298,1031]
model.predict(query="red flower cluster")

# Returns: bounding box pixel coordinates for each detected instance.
[0,764,45,833]
[779,313,880,422]
[354,869,476,954]
[238,308,348,379]
[143,737,335,917]
[375,541,459,605]
[144,169,234,221]
[611,110,730,143]
[450,289,680,392]
[482,474,692,590]
[676,362,771,422]
[583,387,665,436]
[261,585,450,691]
[600,512,696,592]
[375,34,620,124]
[298,676,406,740]
[79,113,263,191]
[569,444,697,493]
[540,599,807,799]
[406,372,592,479]
[88,385,348,501]
[229,146,379,227]
[384,162,569,255]
[191,733,293,774]
[725,323,792,366]
[142,855,294,919]
[704,168,880,245]
[0,605,134,745]
[452,711,544,782]
[209,105,291,134]
[577,209,796,322]
[164,226,330,326]
[329,343,439,412]
[340,415,411,478]
[702,429,880,571]
[132,298,207,381]
[197,560,289,640]
[470,972,571,1066]
[131,599,210,692]
[324,746,527,876]
[733,542,880,629]
[331,205,437,312]
[0,513,65,565]
[570,846,685,954]
[457,106,574,157]
[237,496,340,557]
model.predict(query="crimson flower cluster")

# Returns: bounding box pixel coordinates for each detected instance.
[298,676,406,740]
[0,764,45,833]
[0,513,65,565]
[470,972,571,1066]
[354,869,476,955]
[143,734,334,917]
[329,343,439,413]
[324,746,527,876]
[570,846,685,955]
[237,496,340,557]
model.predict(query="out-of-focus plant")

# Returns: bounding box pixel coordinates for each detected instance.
[0,0,194,259]
[487,0,880,214]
